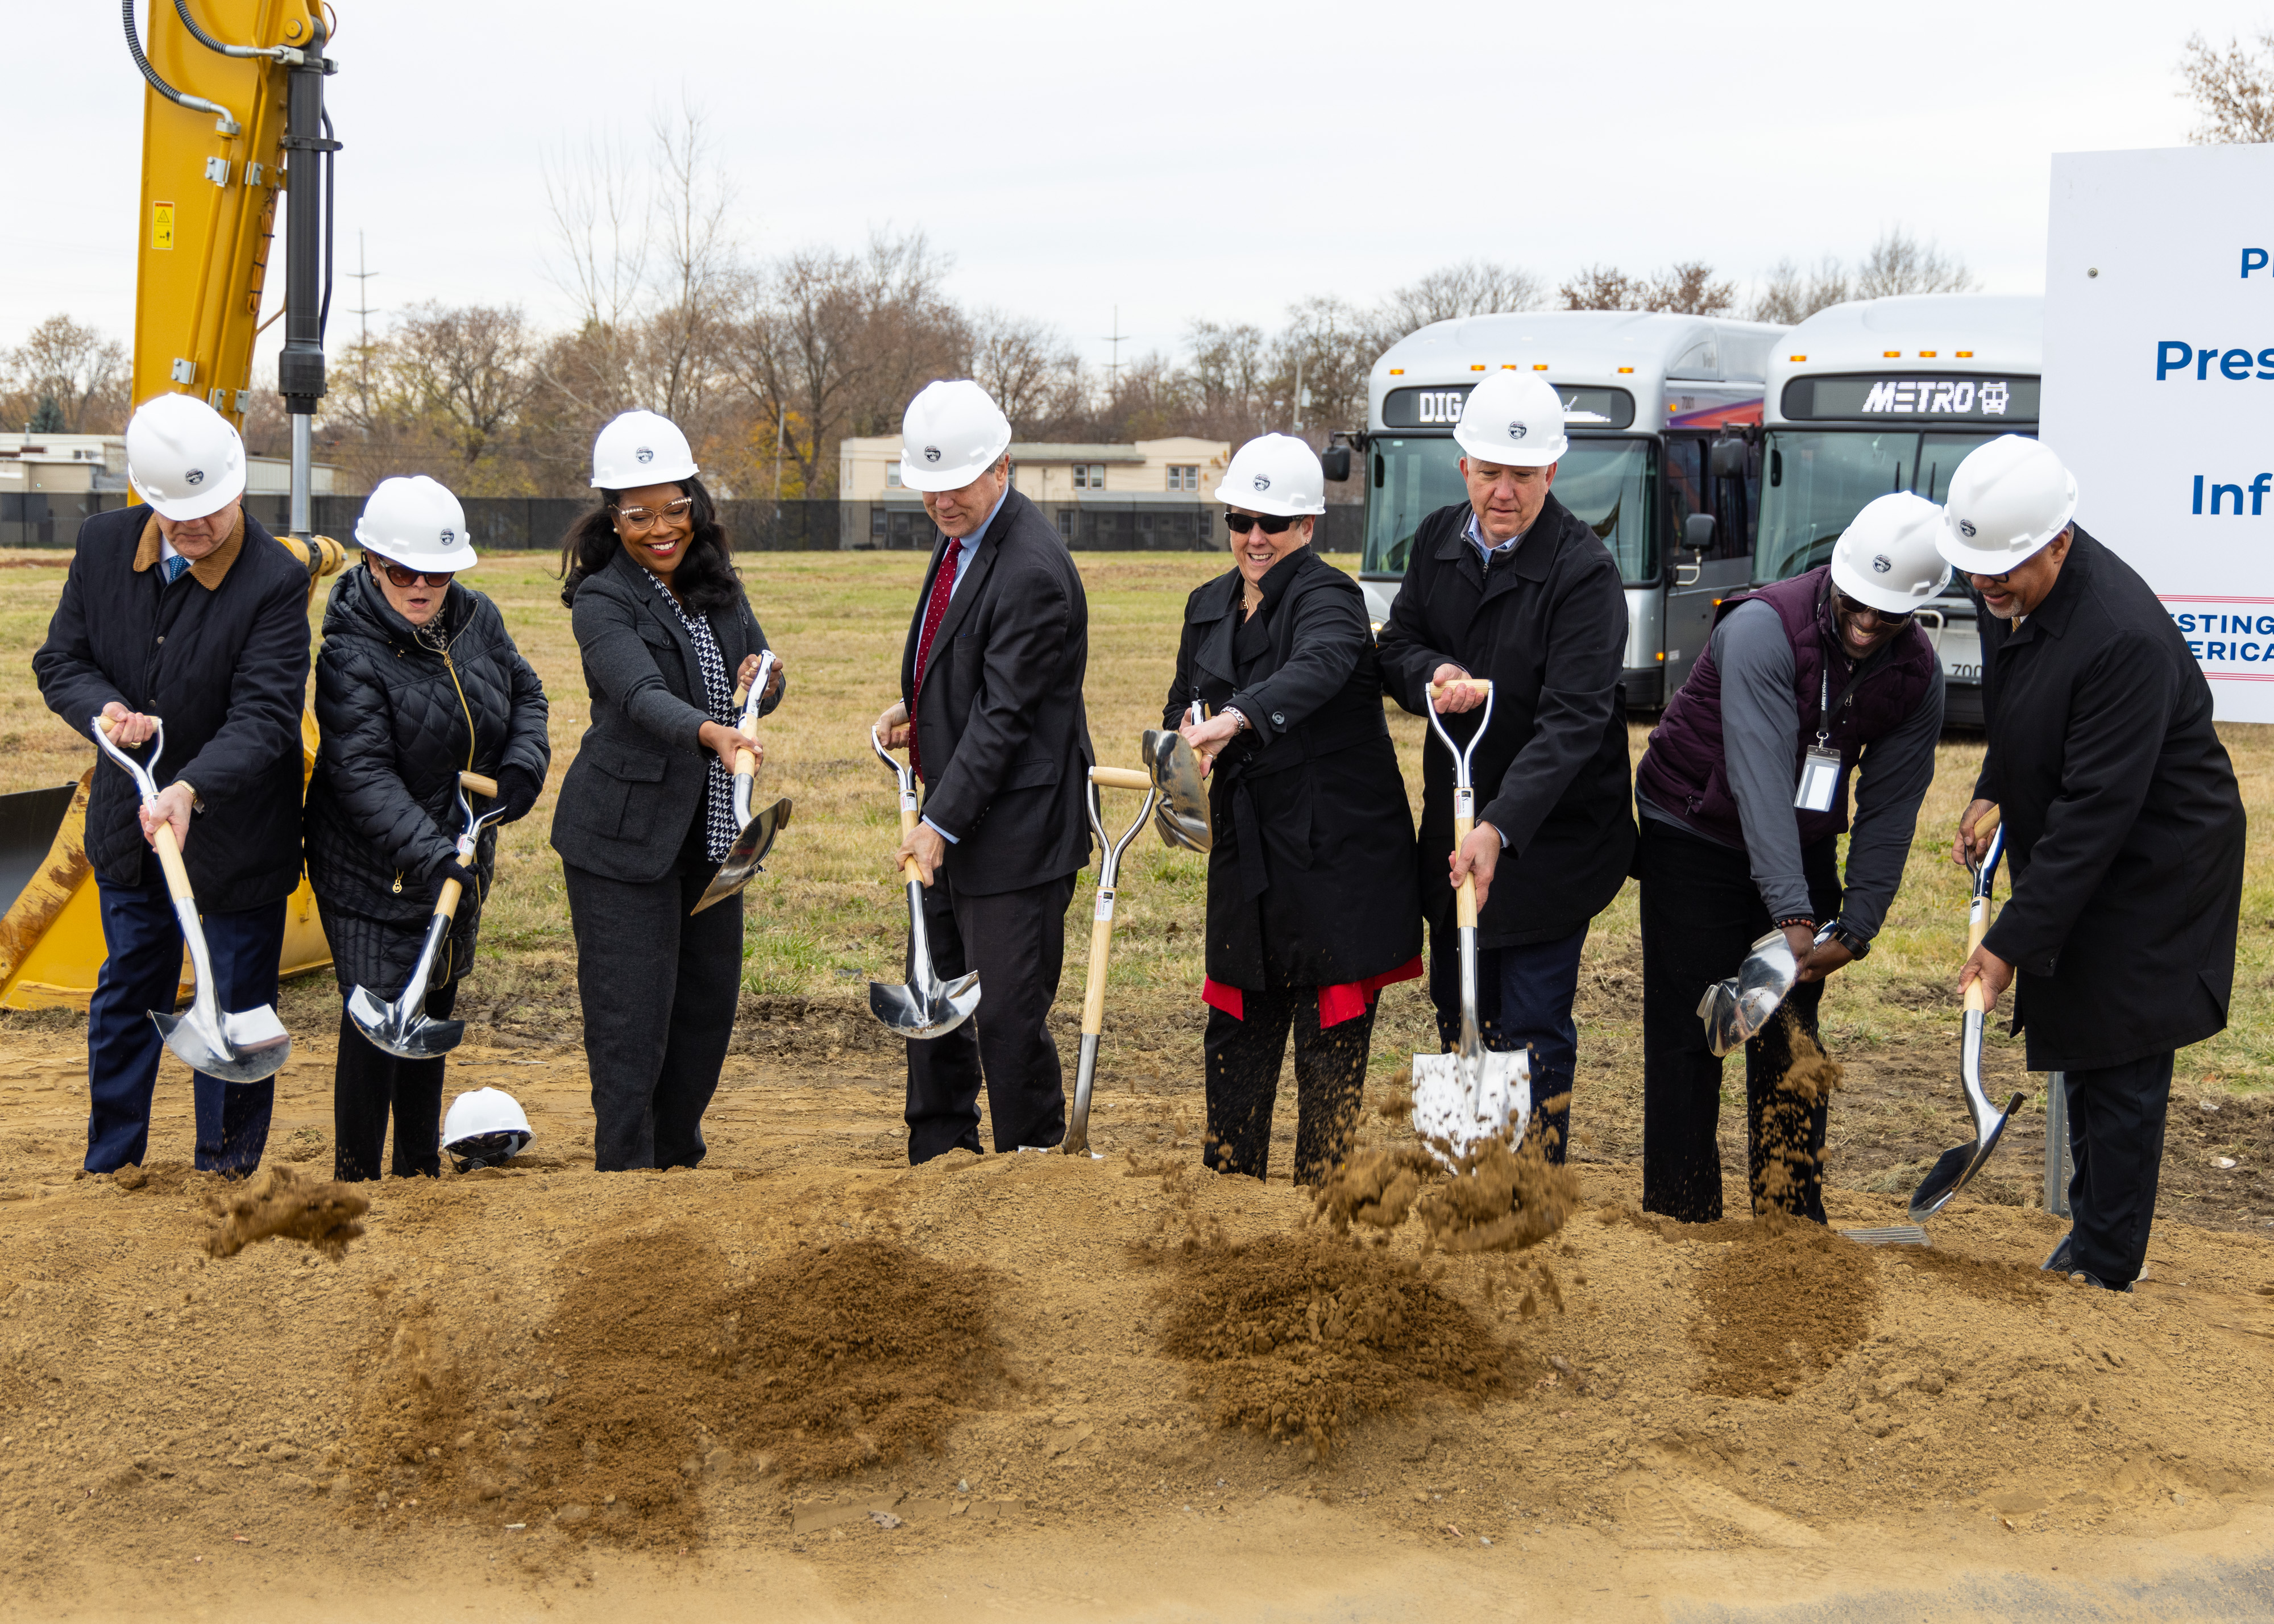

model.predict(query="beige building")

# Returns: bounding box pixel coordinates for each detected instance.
[0,432,345,499]
[838,435,1229,504]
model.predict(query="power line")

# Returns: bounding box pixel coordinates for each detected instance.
[345,230,381,409]
[1100,304,1128,392]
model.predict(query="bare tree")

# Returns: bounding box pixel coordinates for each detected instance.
[1186,319,1269,430]
[2,315,130,433]
[1749,256,1852,325]
[540,126,649,425]
[373,303,541,476]
[1381,260,1545,331]
[640,94,738,428]
[965,309,1081,438]
[2180,30,2274,143]
[1854,227,1976,300]
[1272,294,1375,439]
[1559,265,1641,311]
[1561,263,1734,315]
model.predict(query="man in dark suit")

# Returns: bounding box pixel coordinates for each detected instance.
[1946,436,2246,1293]
[874,380,1094,1162]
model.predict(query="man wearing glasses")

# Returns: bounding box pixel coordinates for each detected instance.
[1632,491,1948,1223]
[33,394,313,1177]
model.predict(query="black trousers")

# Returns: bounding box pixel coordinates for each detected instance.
[333,981,459,1182]
[563,815,742,1171]
[1205,987,1376,1185]
[1639,816,1843,1224]
[2063,1053,2173,1286]
[905,870,1076,1162]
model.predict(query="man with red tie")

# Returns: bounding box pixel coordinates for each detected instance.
[873,380,1095,1162]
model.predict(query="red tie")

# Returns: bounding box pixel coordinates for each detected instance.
[909,536,962,783]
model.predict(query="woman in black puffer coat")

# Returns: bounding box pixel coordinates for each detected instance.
[305,476,550,1181]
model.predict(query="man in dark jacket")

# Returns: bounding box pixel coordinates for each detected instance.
[1376,372,1636,1162]
[1944,436,2246,1293]
[1633,492,1948,1222]
[32,394,313,1176]
[874,380,1094,1162]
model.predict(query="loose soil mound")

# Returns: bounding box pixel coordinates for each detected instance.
[203,1164,370,1259]
[1157,1231,1509,1457]
[1690,1215,1879,1399]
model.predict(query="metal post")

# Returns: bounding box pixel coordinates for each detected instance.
[277,20,333,540]
[2043,1071,2072,1218]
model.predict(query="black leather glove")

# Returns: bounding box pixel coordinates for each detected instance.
[494,764,542,824]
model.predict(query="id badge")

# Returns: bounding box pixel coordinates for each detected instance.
[1793,746,1842,813]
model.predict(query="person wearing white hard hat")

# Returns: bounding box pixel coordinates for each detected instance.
[1168,434,1420,1183]
[551,410,786,1172]
[1375,372,1635,1166]
[304,476,551,1181]
[872,379,1095,1162]
[1941,435,2244,1292]
[1632,491,1948,1223]
[32,392,313,1177]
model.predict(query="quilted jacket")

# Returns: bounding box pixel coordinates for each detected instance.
[304,565,550,992]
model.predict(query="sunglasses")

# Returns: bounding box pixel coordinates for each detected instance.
[1833,591,1913,627]
[368,554,455,589]
[1225,512,1300,535]
[614,497,694,533]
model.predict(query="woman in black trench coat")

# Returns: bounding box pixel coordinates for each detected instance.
[1167,435,1421,1184]
[550,410,785,1172]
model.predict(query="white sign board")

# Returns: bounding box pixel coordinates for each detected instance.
[2044,146,2274,722]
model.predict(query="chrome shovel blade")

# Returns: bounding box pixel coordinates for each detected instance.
[346,983,468,1061]
[149,1008,289,1084]
[868,970,981,1040]
[1698,929,1800,1057]
[1140,728,1211,852]
[1410,1047,1531,1166]
[1908,1090,2024,1223]
[691,796,792,915]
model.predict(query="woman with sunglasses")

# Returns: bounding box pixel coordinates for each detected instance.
[1167,434,1420,1186]
[1631,490,1949,1224]
[551,410,786,1172]
[305,475,551,1181]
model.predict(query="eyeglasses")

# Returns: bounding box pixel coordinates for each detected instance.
[1833,591,1913,627]
[1225,512,1299,535]
[614,497,694,533]
[368,554,455,589]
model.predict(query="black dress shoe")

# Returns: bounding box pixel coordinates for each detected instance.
[2041,1232,2073,1272]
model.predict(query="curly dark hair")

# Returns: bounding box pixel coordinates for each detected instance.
[557,476,741,613]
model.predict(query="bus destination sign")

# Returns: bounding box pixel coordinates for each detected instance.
[1781,373,2040,423]
[1381,384,1635,431]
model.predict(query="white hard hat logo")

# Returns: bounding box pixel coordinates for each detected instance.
[441,529,456,546]
[1872,554,1892,573]
[185,468,205,486]
[1508,422,1527,441]
[635,446,654,464]
[1253,474,1271,492]
[1959,518,1977,538]
[923,445,941,463]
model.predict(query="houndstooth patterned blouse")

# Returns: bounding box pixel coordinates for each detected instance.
[644,571,741,863]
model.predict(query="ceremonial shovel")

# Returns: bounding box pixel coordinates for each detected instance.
[1140,698,1213,854]
[1409,680,1530,1165]
[347,771,506,1060]
[1061,765,1161,1158]
[867,728,980,1039]
[93,716,290,1082]
[691,651,792,915]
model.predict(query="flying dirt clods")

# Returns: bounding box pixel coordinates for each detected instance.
[204,1164,370,1260]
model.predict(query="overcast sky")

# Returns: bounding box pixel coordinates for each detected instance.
[9,1,2260,384]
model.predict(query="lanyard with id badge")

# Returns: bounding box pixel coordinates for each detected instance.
[1794,663,1848,812]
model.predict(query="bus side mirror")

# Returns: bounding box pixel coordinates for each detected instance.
[1709,438,1748,480]
[1683,513,1717,554]
[1319,446,1352,481]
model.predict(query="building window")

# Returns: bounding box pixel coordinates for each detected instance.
[1072,463,1106,490]
[886,466,902,488]
[1167,464,1198,492]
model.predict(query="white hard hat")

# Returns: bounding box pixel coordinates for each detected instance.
[1829,492,1951,614]
[1937,435,2077,576]
[1453,373,1568,469]
[442,1086,533,1171]
[591,409,698,489]
[355,475,479,573]
[899,380,1012,492]
[126,393,246,521]
[1213,434,1326,517]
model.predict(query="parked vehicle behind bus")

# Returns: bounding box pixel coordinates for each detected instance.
[1749,293,2043,727]
[1354,311,1785,708]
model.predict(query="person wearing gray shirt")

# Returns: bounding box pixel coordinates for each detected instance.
[1630,492,1949,1223]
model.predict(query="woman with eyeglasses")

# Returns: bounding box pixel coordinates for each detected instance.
[1631,490,1949,1224]
[305,475,551,1181]
[551,410,786,1172]
[1166,434,1421,1186]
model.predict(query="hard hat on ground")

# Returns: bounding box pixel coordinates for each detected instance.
[1937,435,2077,576]
[1214,434,1326,517]
[355,475,479,572]
[1829,491,1950,614]
[442,1086,533,1171]
[1453,373,1569,469]
[126,393,247,521]
[899,380,1012,492]
[592,410,698,489]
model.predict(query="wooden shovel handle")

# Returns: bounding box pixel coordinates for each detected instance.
[1090,766,1152,792]
[1081,909,1114,1037]
[1429,678,1493,699]
[1973,803,2001,837]
[458,770,499,799]
[1453,811,1478,930]
[727,680,759,776]
[435,876,464,920]
[899,803,924,884]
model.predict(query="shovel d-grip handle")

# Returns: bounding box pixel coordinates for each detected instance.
[1427,677,1493,699]
[1090,766,1152,792]
[458,770,499,799]
[96,715,197,904]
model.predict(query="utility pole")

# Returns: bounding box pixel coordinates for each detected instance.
[1101,305,1128,393]
[345,230,381,416]
[1292,352,1305,433]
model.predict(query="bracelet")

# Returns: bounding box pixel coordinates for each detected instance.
[1220,707,1249,733]
[1773,914,1816,931]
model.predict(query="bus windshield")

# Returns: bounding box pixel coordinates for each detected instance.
[1363,435,1658,585]
[1754,427,2005,582]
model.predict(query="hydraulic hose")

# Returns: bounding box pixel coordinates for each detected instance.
[122,0,240,135]
[173,0,310,63]
[319,108,337,339]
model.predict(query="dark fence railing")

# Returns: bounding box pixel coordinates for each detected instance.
[3,492,1368,555]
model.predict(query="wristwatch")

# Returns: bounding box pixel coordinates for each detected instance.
[1821,919,1871,960]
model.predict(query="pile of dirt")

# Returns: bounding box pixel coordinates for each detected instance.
[202,1163,369,1259]
[1156,1231,1509,1457]
[1689,1214,1880,1399]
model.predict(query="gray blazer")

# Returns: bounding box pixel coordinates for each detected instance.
[550,546,777,884]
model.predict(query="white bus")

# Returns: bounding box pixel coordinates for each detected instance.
[1751,293,2043,726]
[1355,311,1785,707]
